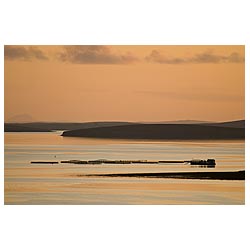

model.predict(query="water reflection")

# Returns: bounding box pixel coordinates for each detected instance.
[191,165,215,168]
[4,132,245,204]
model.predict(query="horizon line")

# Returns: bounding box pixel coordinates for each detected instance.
[4,118,245,124]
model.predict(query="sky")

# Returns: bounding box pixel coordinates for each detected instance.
[4,45,245,122]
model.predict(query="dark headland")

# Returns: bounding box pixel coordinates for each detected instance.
[4,121,138,132]
[62,123,244,140]
[84,170,245,180]
[4,124,52,132]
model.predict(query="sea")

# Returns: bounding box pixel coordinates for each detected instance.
[4,131,245,204]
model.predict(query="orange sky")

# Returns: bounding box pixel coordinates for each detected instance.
[4,45,245,122]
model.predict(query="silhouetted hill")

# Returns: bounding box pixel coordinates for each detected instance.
[6,114,35,123]
[154,119,245,128]
[62,124,244,140]
[5,120,244,133]
[4,121,139,131]
[151,120,211,124]
[4,124,51,132]
[201,120,245,128]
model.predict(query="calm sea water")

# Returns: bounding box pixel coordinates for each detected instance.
[4,131,245,204]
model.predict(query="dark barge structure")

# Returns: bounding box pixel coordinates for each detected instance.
[31,159,216,166]
[185,159,216,166]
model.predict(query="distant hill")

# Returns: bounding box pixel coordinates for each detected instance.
[150,120,211,124]
[201,120,245,129]
[153,119,245,128]
[4,124,51,132]
[4,121,139,132]
[4,120,244,133]
[6,114,35,123]
[61,124,244,140]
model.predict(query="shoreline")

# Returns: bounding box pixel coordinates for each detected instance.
[62,124,244,140]
[82,170,245,180]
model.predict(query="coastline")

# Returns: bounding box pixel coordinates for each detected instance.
[83,170,245,180]
[62,124,245,140]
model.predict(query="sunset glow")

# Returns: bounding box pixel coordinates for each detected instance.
[4,45,245,122]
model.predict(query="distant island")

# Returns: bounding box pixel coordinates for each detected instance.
[4,121,138,132]
[4,120,245,139]
[4,124,51,132]
[62,122,244,140]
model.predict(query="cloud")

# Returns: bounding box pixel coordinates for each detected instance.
[136,90,243,102]
[145,50,245,64]
[145,50,186,64]
[4,46,48,61]
[57,45,138,64]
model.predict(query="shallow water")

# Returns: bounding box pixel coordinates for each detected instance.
[4,131,245,204]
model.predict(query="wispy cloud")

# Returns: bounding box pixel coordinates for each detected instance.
[4,46,48,61]
[57,45,138,64]
[136,90,243,102]
[145,50,245,64]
